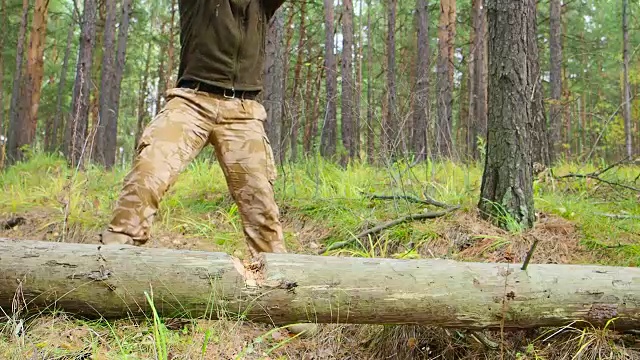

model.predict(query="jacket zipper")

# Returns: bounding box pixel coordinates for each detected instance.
[232,2,248,92]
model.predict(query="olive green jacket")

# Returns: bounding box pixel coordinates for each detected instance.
[177,0,285,92]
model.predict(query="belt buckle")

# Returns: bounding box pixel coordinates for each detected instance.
[223,88,236,99]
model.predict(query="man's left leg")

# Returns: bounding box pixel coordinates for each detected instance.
[209,97,286,259]
[210,97,318,337]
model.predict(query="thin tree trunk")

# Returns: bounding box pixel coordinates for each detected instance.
[320,0,337,159]
[436,0,456,159]
[341,0,355,164]
[0,0,8,169]
[385,0,398,160]
[263,7,285,163]
[354,0,363,160]
[411,0,429,163]
[302,54,316,156]
[65,0,97,168]
[470,0,487,160]
[549,0,562,162]
[154,22,167,116]
[48,24,75,153]
[309,65,324,154]
[467,4,477,160]
[165,0,176,90]
[530,0,551,167]
[289,2,307,163]
[458,53,469,160]
[303,62,324,156]
[479,0,535,230]
[93,0,118,166]
[0,0,6,154]
[279,6,295,161]
[19,0,50,159]
[104,0,132,169]
[134,41,153,155]
[6,0,30,166]
[366,0,374,164]
[89,3,106,155]
[622,0,632,158]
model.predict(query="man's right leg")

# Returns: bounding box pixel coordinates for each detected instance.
[101,89,214,245]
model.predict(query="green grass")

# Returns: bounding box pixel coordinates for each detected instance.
[1,152,638,264]
[1,152,639,358]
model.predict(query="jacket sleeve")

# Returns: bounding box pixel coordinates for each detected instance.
[263,0,286,19]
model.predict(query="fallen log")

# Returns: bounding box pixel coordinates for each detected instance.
[1,238,639,330]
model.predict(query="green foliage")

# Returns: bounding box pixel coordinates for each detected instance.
[2,0,638,166]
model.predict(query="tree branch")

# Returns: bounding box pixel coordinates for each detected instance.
[555,157,640,192]
[321,207,459,254]
[361,192,452,209]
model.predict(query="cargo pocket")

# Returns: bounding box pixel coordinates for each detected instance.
[262,135,277,184]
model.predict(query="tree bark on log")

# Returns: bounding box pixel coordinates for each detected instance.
[1,238,639,330]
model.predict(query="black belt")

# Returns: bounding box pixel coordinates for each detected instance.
[178,80,260,100]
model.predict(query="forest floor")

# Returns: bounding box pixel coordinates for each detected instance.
[1,153,640,359]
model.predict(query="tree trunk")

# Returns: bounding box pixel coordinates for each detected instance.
[280,7,295,161]
[0,0,6,156]
[263,7,285,164]
[622,0,632,158]
[411,0,429,162]
[320,0,337,160]
[89,3,106,155]
[470,0,488,161]
[289,2,307,163]
[154,22,167,116]
[303,63,324,156]
[165,0,176,91]
[479,0,535,231]
[6,0,30,166]
[64,0,97,169]
[458,53,469,160]
[0,0,7,169]
[366,0,374,164]
[47,24,75,153]
[93,0,118,166]
[302,55,318,156]
[436,0,456,159]
[19,0,50,160]
[2,238,640,330]
[529,0,551,168]
[355,0,363,160]
[103,0,132,169]
[134,41,153,155]
[385,0,398,160]
[341,0,355,164]
[549,0,562,163]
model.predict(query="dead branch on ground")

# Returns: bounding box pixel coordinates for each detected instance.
[320,207,459,254]
[554,156,640,193]
[361,192,451,209]
[596,213,640,220]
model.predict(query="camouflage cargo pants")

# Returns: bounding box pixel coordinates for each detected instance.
[103,87,286,258]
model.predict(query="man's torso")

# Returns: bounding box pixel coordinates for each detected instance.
[177,0,278,92]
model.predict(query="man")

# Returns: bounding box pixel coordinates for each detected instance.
[100,0,317,336]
